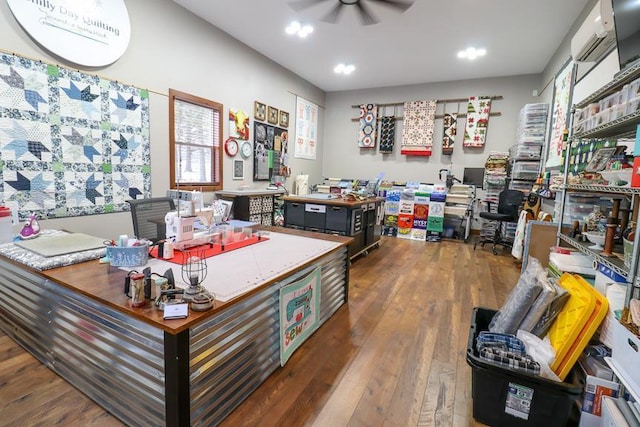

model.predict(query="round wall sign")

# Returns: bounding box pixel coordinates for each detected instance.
[7,0,131,67]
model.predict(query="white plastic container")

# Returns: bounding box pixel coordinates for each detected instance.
[0,207,13,243]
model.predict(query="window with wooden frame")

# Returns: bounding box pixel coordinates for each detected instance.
[169,89,223,191]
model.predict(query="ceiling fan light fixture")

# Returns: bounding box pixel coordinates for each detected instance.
[286,21,314,38]
[285,21,301,35]
[334,63,355,75]
[298,25,314,38]
[457,47,487,61]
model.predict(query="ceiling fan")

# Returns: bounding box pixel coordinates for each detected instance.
[288,0,415,26]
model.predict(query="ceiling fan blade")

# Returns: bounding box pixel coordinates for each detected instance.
[321,3,345,24]
[288,0,331,12]
[368,0,414,12]
[356,1,378,25]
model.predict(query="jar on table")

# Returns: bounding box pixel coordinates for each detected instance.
[584,205,607,232]
[129,273,146,308]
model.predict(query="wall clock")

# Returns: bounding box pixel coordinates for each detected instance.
[241,141,252,159]
[224,138,239,157]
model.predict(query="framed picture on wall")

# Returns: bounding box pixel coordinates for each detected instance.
[254,101,266,121]
[233,159,244,180]
[268,106,279,124]
[279,110,289,128]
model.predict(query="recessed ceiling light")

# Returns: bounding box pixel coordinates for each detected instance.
[457,47,487,60]
[285,21,314,38]
[334,63,356,75]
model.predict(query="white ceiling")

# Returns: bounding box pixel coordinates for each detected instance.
[172,0,591,92]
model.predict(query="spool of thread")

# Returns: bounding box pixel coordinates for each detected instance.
[163,241,174,259]
[154,277,168,299]
[118,234,128,247]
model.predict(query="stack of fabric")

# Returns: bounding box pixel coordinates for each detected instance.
[476,331,540,375]
[480,151,510,241]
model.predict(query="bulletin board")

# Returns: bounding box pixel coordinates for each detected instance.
[253,121,288,181]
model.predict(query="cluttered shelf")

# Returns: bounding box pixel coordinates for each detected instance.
[562,184,640,195]
[575,61,640,109]
[557,233,629,279]
[573,109,640,140]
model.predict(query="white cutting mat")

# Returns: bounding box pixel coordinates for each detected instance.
[15,232,106,257]
[138,232,342,301]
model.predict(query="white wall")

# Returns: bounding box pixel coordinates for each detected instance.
[322,75,541,185]
[0,0,325,238]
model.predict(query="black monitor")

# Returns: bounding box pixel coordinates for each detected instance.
[612,0,640,71]
[463,167,485,189]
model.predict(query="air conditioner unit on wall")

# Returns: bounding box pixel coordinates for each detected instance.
[571,0,616,63]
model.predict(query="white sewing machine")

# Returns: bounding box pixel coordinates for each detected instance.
[165,211,209,250]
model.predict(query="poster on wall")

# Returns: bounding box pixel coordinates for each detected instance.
[294,96,318,160]
[280,267,321,366]
[546,59,575,168]
[0,52,150,221]
[254,122,288,181]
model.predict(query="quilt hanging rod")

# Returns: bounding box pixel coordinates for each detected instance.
[350,111,502,122]
[349,95,503,109]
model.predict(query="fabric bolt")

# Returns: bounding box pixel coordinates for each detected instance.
[488,259,545,335]
[479,347,541,376]
[518,277,559,333]
[463,96,492,148]
[476,331,527,355]
[442,113,458,154]
[401,100,437,156]
[358,103,377,148]
[379,116,396,153]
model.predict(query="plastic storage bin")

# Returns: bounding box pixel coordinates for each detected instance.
[106,243,149,267]
[466,307,584,427]
[511,161,540,180]
[548,274,608,380]
[509,144,543,160]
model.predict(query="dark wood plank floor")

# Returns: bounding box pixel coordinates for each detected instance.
[0,237,520,426]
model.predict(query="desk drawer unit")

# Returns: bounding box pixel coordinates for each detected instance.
[305,203,326,231]
[326,206,349,233]
[284,201,305,227]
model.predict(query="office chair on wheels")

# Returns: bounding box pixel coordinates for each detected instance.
[126,197,176,243]
[474,189,524,255]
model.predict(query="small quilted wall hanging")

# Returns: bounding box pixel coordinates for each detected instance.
[0,52,150,221]
[358,103,377,148]
[379,116,396,154]
[442,113,458,155]
[401,100,436,156]
[463,96,491,148]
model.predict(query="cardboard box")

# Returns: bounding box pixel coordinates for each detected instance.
[579,374,619,427]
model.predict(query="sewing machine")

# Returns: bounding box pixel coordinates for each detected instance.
[165,211,209,250]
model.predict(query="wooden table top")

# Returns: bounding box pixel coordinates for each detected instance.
[281,195,384,207]
[4,226,350,335]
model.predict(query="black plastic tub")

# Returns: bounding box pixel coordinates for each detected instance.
[466,307,584,427]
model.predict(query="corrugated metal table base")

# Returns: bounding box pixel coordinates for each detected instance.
[0,246,348,427]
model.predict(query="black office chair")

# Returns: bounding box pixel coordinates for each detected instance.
[126,197,176,243]
[474,189,524,255]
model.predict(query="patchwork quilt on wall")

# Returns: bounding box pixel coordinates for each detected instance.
[401,100,436,156]
[0,53,150,221]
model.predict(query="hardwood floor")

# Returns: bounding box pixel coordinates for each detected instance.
[0,237,520,426]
